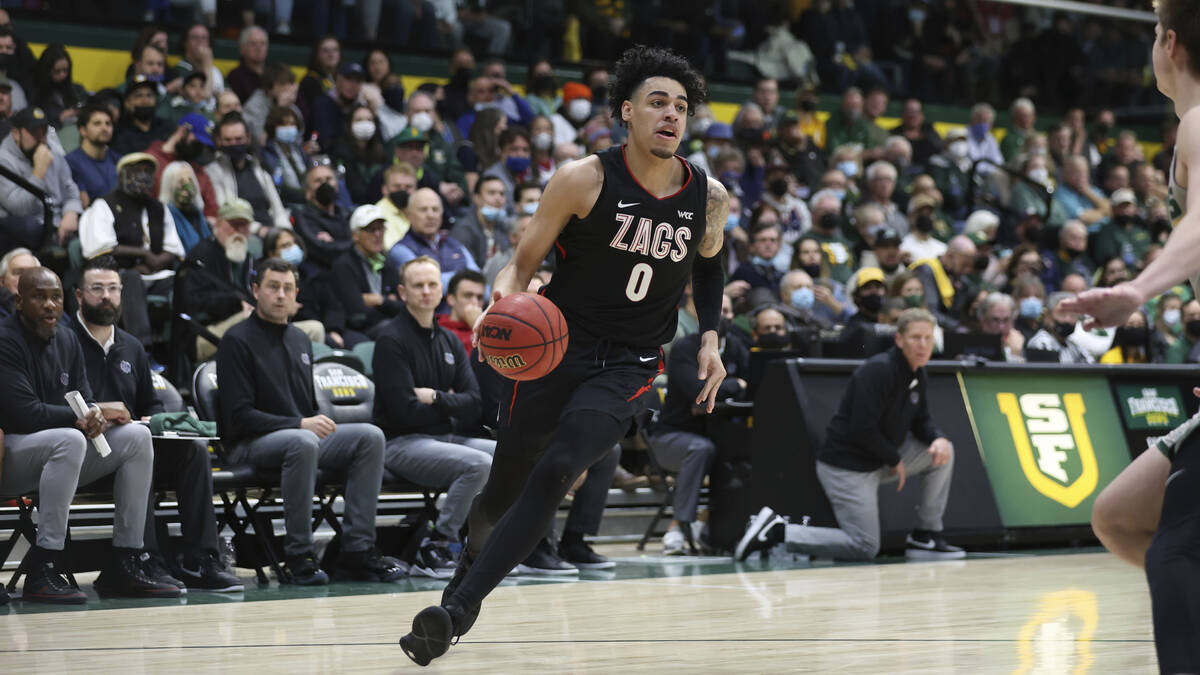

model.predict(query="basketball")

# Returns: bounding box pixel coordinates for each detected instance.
[479,292,569,381]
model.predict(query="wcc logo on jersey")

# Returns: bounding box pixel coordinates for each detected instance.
[995,393,1098,508]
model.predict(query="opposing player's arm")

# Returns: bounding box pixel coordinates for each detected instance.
[699,176,729,259]
[492,156,605,299]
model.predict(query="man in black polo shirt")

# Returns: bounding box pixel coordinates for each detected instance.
[737,308,964,562]
[72,255,241,592]
[0,267,178,602]
[216,257,401,585]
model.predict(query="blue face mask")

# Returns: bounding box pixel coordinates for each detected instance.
[522,201,538,216]
[706,145,722,159]
[1019,296,1043,319]
[751,255,773,267]
[480,204,506,221]
[725,214,740,232]
[908,8,926,24]
[791,287,815,311]
[968,123,990,141]
[146,72,165,83]
[274,125,299,145]
[505,155,531,174]
[832,188,847,202]
[280,244,304,266]
[837,161,858,178]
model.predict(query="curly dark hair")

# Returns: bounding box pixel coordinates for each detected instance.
[608,45,707,127]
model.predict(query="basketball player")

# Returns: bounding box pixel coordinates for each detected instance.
[1062,4,1200,670]
[400,46,729,666]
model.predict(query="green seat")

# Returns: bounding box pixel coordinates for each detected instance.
[352,341,375,378]
[312,341,333,360]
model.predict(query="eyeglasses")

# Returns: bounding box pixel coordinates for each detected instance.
[83,283,123,296]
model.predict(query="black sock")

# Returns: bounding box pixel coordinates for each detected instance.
[911,529,934,541]
[561,530,584,546]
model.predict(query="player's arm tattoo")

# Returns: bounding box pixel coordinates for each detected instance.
[700,176,728,258]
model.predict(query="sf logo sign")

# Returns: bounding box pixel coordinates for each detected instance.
[996,393,1099,508]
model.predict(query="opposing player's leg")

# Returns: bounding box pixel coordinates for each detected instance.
[1144,435,1200,672]
[1091,415,1196,567]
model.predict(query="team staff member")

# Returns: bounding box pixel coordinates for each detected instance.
[217,257,402,585]
[0,267,178,602]
[72,256,241,592]
[737,309,964,562]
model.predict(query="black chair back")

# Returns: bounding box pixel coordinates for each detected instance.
[312,362,374,424]
[192,360,220,422]
[150,371,187,413]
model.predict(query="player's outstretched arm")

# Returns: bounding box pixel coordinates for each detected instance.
[1066,109,1200,328]
[695,176,729,413]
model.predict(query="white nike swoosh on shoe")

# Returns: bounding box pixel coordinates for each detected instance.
[617,200,640,208]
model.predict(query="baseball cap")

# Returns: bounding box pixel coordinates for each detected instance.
[963,209,1000,235]
[218,198,254,223]
[179,112,214,147]
[562,82,592,104]
[704,122,733,141]
[1111,188,1136,206]
[125,74,159,99]
[116,152,159,173]
[392,126,428,145]
[11,106,49,131]
[873,226,901,246]
[182,69,207,86]
[779,110,800,126]
[350,204,387,232]
[944,127,967,142]
[857,267,886,290]
[967,230,992,247]
[338,62,366,80]
[0,75,12,92]
[907,193,939,215]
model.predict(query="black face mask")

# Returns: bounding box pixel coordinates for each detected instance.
[973,254,990,272]
[881,262,899,274]
[799,98,817,112]
[1053,321,1076,339]
[532,74,556,95]
[388,189,409,210]
[1115,326,1148,347]
[768,178,789,196]
[818,212,839,231]
[756,332,790,350]
[450,67,472,86]
[858,293,884,313]
[1114,214,1140,228]
[1187,319,1200,339]
[224,143,250,165]
[132,105,156,123]
[914,215,934,233]
[801,263,821,279]
[80,299,120,326]
[1023,226,1043,244]
[737,126,765,145]
[383,86,406,111]
[315,182,338,207]
[0,53,11,71]
[176,139,202,162]
[590,84,607,102]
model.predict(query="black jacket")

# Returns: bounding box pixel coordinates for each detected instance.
[292,203,353,270]
[330,249,403,331]
[820,346,943,472]
[0,313,93,434]
[372,308,481,438]
[70,319,163,418]
[216,312,316,446]
[657,332,749,436]
[178,238,253,323]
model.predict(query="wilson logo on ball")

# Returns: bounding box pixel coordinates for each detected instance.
[486,353,527,370]
[481,325,513,341]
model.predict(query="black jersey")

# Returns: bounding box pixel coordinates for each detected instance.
[544,145,708,348]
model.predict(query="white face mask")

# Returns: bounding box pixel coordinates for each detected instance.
[532,131,553,151]
[948,140,969,160]
[567,98,592,123]
[351,120,376,142]
[1027,167,1049,185]
[224,234,248,264]
[409,111,435,133]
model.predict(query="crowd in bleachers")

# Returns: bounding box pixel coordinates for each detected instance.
[0,0,1189,600]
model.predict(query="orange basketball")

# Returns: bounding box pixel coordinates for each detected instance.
[479,292,569,381]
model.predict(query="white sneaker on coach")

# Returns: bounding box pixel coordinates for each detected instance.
[662,527,686,556]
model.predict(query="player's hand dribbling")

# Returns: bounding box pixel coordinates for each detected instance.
[1061,282,1144,330]
[472,289,504,361]
[695,331,726,414]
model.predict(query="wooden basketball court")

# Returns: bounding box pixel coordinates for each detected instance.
[0,546,1156,672]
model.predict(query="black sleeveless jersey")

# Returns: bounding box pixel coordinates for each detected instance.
[544,145,708,348]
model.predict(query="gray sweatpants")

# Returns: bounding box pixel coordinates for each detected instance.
[785,436,953,561]
[0,424,154,550]
[648,429,715,523]
[230,424,386,557]
[385,434,496,540]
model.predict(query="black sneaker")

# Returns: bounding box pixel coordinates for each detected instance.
[335,547,407,582]
[400,604,463,667]
[558,533,616,570]
[411,538,456,579]
[905,531,965,560]
[21,546,87,604]
[94,549,183,598]
[439,544,481,638]
[176,551,245,592]
[0,584,8,605]
[734,506,787,562]
[283,552,330,585]
[516,537,578,576]
[143,552,187,594]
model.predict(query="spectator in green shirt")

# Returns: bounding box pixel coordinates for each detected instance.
[826,87,873,153]
[1090,188,1152,268]
[1000,97,1036,161]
